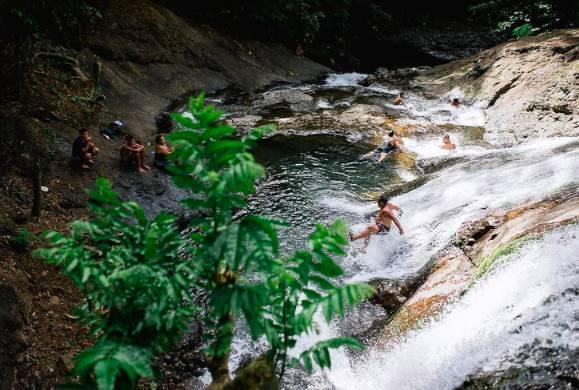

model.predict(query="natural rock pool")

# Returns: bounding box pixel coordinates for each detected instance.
[203,73,579,389]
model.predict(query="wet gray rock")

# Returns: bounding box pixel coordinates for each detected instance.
[250,89,315,117]
[415,30,579,146]
[458,344,579,389]
[416,156,463,174]
[369,276,423,313]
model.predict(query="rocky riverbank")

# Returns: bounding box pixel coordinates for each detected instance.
[414,29,579,145]
[0,1,330,388]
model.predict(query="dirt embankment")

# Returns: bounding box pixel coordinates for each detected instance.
[415,29,579,145]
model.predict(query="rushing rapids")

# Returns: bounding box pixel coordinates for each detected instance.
[202,73,579,388]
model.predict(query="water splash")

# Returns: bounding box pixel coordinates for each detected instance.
[324,73,368,87]
[325,225,579,390]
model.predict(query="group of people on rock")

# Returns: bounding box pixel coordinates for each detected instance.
[71,127,173,173]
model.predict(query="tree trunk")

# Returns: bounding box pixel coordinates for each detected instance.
[225,354,279,390]
[31,160,42,218]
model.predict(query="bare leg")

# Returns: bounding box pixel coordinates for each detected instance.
[139,150,150,170]
[351,224,379,241]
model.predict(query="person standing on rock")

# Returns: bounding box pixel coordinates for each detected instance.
[393,92,405,105]
[350,194,404,251]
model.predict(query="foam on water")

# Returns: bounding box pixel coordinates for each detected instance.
[402,134,487,159]
[328,138,579,280]
[324,73,368,87]
[324,225,579,390]
[383,91,486,128]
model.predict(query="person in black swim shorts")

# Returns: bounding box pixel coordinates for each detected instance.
[350,194,404,251]
[362,130,403,163]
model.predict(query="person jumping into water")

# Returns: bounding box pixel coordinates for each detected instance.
[350,194,404,250]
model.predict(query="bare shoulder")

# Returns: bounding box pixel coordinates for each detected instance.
[380,208,395,219]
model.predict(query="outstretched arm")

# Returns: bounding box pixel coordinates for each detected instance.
[385,209,404,235]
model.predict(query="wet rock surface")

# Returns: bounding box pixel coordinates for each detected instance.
[459,329,579,389]
[366,188,579,350]
[250,89,315,117]
[87,0,330,140]
[369,274,424,314]
[415,30,579,145]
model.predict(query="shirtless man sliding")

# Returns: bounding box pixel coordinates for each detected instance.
[350,194,404,250]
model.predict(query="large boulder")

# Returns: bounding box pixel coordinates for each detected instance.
[85,0,330,139]
[250,89,315,117]
[415,30,579,145]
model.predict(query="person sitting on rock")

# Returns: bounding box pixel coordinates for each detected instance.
[72,128,99,169]
[154,134,173,170]
[393,92,405,105]
[349,194,404,251]
[362,130,403,163]
[441,134,456,151]
[451,98,460,108]
[120,134,150,173]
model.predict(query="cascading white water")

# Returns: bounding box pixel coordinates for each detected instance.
[206,73,578,388]
[337,137,578,280]
[322,225,579,390]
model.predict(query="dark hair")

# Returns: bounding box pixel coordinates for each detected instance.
[399,92,404,96]
[443,134,450,139]
[378,194,389,206]
[453,98,459,103]
[155,134,164,144]
[79,128,88,135]
[124,134,134,142]
[388,130,395,137]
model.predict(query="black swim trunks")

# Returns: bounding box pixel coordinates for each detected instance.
[375,220,390,235]
[377,139,399,155]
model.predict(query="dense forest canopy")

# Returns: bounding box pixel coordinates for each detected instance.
[2,0,577,64]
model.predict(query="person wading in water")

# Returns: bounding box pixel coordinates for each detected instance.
[350,194,404,251]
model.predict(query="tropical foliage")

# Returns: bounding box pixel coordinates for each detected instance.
[470,0,578,38]
[37,94,373,389]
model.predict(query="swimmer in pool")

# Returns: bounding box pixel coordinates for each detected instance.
[362,130,403,163]
[441,134,456,151]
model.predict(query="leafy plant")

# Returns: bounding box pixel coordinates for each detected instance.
[469,0,575,38]
[38,93,372,389]
[167,93,373,384]
[10,227,33,252]
[36,179,196,389]
[512,23,534,38]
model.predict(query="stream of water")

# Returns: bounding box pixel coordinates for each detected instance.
[210,73,578,388]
